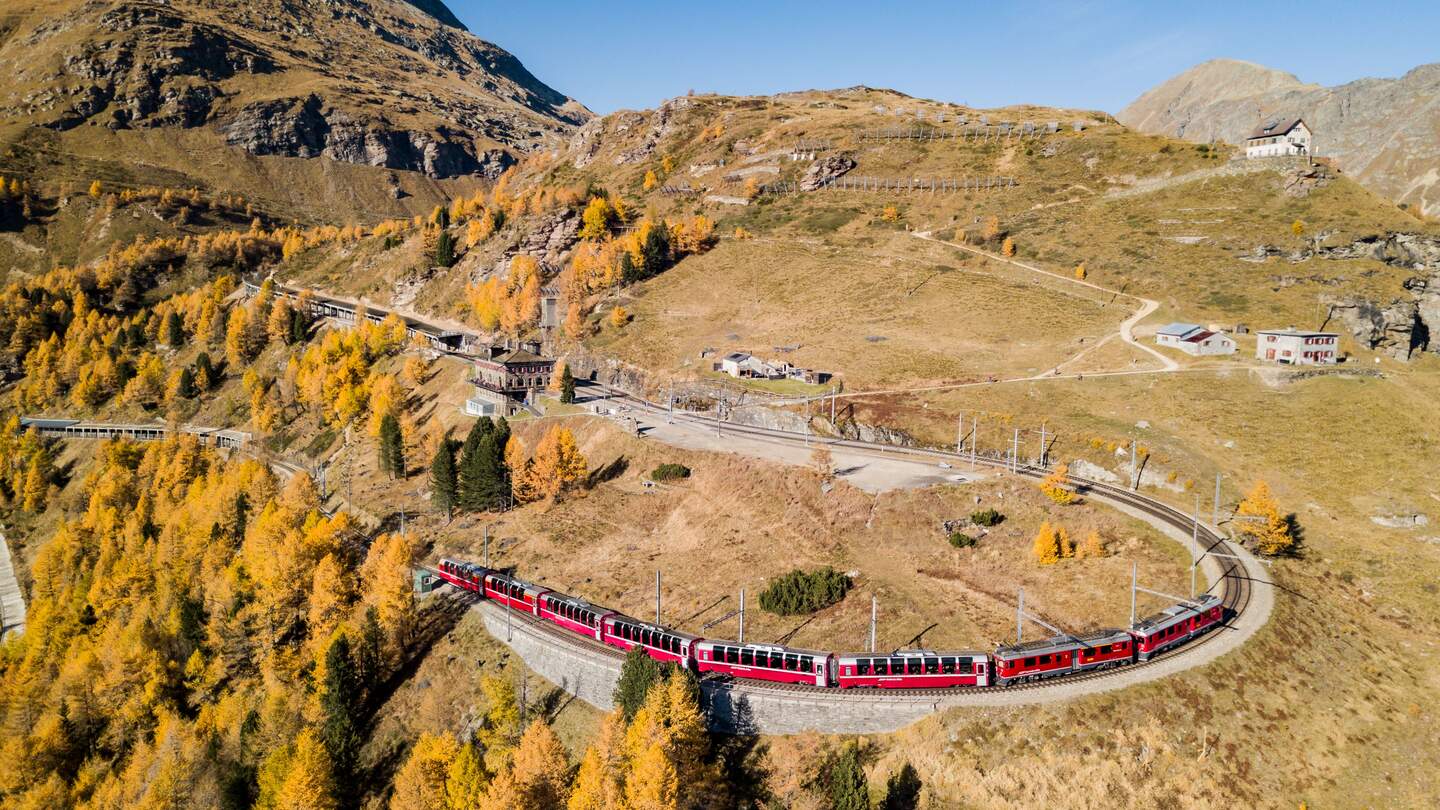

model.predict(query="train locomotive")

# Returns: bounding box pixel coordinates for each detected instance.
[435,558,1225,690]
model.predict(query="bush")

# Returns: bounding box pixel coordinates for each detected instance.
[758,567,852,616]
[651,463,691,482]
[970,508,1005,527]
[947,531,977,548]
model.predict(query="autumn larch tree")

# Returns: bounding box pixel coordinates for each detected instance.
[1038,463,1075,505]
[1236,480,1297,556]
[477,674,522,774]
[1032,521,1062,565]
[508,719,571,809]
[1001,236,1016,257]
[389,732,460,810]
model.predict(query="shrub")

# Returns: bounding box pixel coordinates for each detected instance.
[947,531,977,548]
[758,567,852,615]
[650,463,691,482]
[970,508,1005,527]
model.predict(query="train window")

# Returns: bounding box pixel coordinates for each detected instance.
[869,660,885,676]
[669,637,680,654]
[1024,657,1035,667]
[725,648,739,665]
[784,654,798,671]
[740,649,754,666]
[924,657,939,674]
[857,660,870,675]
[941,657,955,674]
[800,656,813,672]
[889,657,903,674]
[906,659,921,675]
[959,659,973,674]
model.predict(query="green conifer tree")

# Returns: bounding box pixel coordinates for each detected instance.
[379,412,404,479]
[430,436,458,519]
[559,365,576,404]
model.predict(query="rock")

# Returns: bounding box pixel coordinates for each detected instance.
[1315,233,1440,358]
[1280,165,1332,197]
[1323,295,1423,359]
[1069,459,1120,484]
[1135,420,1150,429]
[800,154,857,191]
[615,97,692,165]
[1371,513,1430,529]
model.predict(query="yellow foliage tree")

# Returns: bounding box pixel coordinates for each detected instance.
[609,306,630,328]
[580,196,613,240]
[530,426,588,500]
[390,733,460,810]
[881,205,900,222]
[89,180,103,198]
[446,743,488,810]
[1001,236,1016,257]
[568,711,627,810]
[1076,530,1106,559]
[982,215,1001,241]
[1039,463,1076,505]
[275,730,338,810]
[1236,480,1296,556]
[1074,263,1086,280]
[624,744,678,810]
[508,720,571,809]
[643,170,658,191]
[477,675,522,774]
[361,532,417,658]
[1032,521,1062,565]
[1291,219,1305,237]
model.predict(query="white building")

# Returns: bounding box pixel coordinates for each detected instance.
[1155,322,1237,356]
[719,352,785,379]
[1255,329,1339,365]
[1245,117,1312,159]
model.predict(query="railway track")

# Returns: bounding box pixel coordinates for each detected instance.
[567,382,1263,700]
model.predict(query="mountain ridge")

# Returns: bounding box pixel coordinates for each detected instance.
[1119,59,1440,217]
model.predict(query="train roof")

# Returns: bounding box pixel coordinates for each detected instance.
[836,650,987,661]
[697,639,831,657]
[605,614,702,641]
[1132,593,1222,633]
[995,627,1133,658]
[540,590,611,610]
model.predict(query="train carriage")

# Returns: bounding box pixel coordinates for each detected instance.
[1129,593,1224,660]
[435,558,486,594]
[482,571,549,616]
[601,616,700,665]
[1072,629,1135,670]
[537,591,614,642]
[695,641,831,687]
[993,635,1082,685]
[835,650,990,688]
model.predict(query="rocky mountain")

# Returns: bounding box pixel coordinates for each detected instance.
[1119,59,1440,218]
[0,0,591,179]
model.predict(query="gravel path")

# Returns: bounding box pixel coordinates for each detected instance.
[0,528,26,639]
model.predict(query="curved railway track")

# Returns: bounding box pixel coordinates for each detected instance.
[562,383,1266,703]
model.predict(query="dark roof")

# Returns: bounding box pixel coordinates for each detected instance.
[1182,329,1217,343]
[1246,117,1306,140]
[482,348,551,365]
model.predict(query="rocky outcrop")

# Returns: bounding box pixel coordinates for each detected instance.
[1120,59,1440,217]
[1,0,591,179]
[222,96,510,179]
[800,154,857,191]
[615,97,693,165]
[1317,233,1440,359]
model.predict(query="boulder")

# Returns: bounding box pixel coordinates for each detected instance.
[800,154,857,191]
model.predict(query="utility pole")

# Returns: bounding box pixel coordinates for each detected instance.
[830,387,836,424]
[1130,562,1137,627]
[483,525,489,567]
[869,596,877,653]
[1016,587,1024,643]
[655,569,661,624]
[956,411,963,454]
[1011,428,1020,473]
[399,508,405,537]
[1129,438,1138,490]
[667,384,674,424]
[1213,473,1222,528]
[1038,421,1048,468]
[738,589,745,643]
[505,592,512,642]
[970,414,977,470]
[1192,493,1201,598]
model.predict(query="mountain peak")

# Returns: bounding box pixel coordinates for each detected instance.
[401,0,467,30]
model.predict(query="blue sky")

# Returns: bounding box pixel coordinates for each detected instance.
[447,0,1440,114]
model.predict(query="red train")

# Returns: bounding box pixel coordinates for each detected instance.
[434,558,1225,691]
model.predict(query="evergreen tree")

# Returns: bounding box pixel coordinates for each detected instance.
[289,307,309,344]
[379,413,404,479]
[613,646,666,722]
[640,223,672,276]
[355,606,387,699]
[175,367,198,399]
[618,250,640,285]
[430,436,458,519]
[319,634,363,797]
[879,763,922,810]
[457,417,493,511]
[435,230,454,267]
[559,364,576,404]
[820,743,870,810]
[161,310,185,346]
